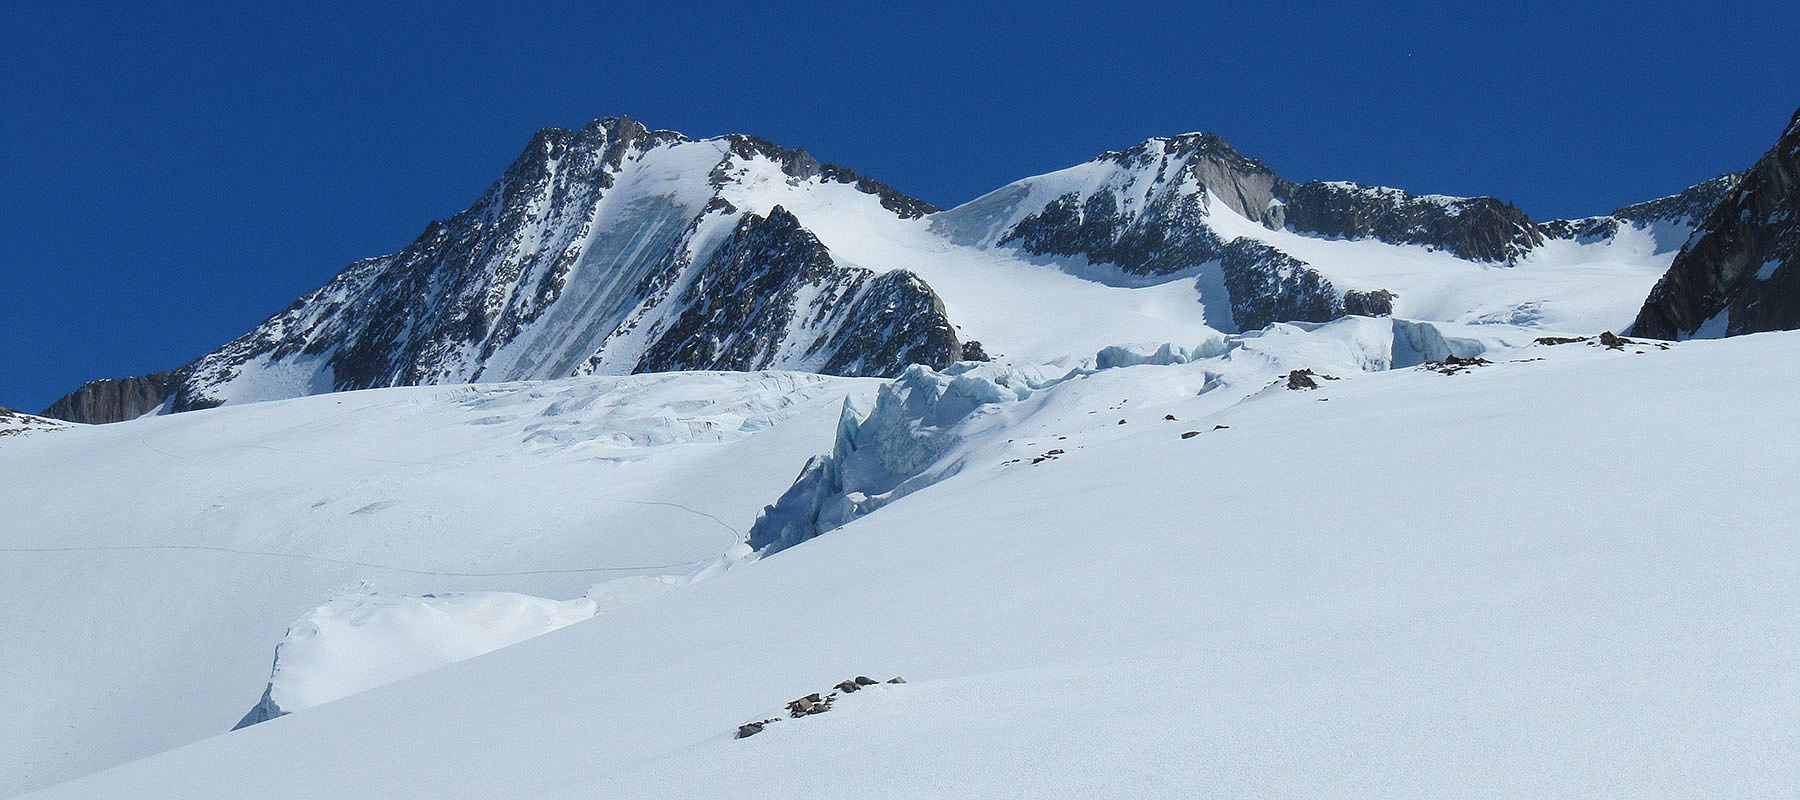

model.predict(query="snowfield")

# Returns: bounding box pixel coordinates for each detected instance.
[0,370,877,794]
[13,328,1800,798]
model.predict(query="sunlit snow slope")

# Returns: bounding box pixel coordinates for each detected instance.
[28,330,1800,799]
[0,371,876,795]
[47,117,1728,423]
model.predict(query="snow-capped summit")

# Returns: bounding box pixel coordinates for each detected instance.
[157,117,965,414]
[42,117,1742,422]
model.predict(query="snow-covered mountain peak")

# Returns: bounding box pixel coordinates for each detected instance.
[40,117,1749,423]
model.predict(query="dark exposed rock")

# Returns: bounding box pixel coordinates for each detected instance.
[1610,172,1745,231]
[1000,186,1230,278]
[1536,216,1618,243]
[41,369,185,424]
[631,208,958,377]
[1285,369,1319,390]
[786,691,836,717]
[715,134,938,220]
[1533,335,1589,346]
[978,129,1743,336]
[1542,173,1743,249]
[1214,240,1341,331]
[1423,355,1492,375]
[737,676,903,739]
[0,407,69,437]
[1004,153,1548,279]
[1341,289,1397,318]
[639,207,832,372]
[1281,182,1544,264]
[819,271,962,377]
[959,340,990,362]
[1633,109,1800,339]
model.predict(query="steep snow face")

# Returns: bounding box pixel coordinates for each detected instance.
[29,330,1800,800]
[0,370,877,795]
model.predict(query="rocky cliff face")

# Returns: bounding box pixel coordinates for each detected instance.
[629,207,960,375]
[1211,240,1341,330]
[1280,182,1544,263]
[40,370,184,423]
[1633,109,1800,339]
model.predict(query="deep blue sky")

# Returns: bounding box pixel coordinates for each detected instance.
[4,2,1797,412]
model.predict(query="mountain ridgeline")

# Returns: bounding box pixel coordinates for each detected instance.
[1633,109,1800,338]
[44,110,1798,423]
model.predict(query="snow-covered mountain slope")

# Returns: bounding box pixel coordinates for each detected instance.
[930,130,1726,334]
[1634,108,1800,338]
[45,118,1726,423]
[25,328,1800,799]
[164,120,955,410]
[0,370,877,795]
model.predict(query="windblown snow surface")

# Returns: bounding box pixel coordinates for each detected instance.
[15,326,1800,798]
[0,371,877,794]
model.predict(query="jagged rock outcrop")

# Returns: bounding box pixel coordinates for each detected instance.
[980,131,1551,271]
[820,271,965,376]
[1212,240,1341,330]
[1633,109,1800,338]
[41,370,185,423]
[632,207,960,375]
[1280,182,1543,263]
[712,134,938,220]
[936,128,1746,335]
[991,134,1276,279]
[1341,289,1397,318]
[1540,172,1743,249]
[940,130,1565,332]
[1,407,70,436]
